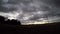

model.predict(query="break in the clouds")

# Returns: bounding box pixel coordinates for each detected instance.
[0,0,60,25]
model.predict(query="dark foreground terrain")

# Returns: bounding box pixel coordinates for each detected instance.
[0,16,60,34]
[0,22,60,34]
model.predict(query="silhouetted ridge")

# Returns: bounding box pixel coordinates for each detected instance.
[0,16,21,25]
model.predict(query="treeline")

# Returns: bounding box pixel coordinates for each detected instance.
[0,16,21,25]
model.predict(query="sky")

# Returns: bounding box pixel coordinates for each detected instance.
[0,0,60,25]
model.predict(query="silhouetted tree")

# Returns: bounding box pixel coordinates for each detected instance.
[9,19,21,25]
[0,16,5,24]
[6,19,11,24]
[0,16,21,25]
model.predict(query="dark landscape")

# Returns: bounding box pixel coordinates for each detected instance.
[0,16,60,34]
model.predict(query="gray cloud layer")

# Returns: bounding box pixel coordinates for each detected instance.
[0,0,60,24]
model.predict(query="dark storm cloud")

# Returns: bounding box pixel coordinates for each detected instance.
[25,0,60,21]
[40,0,60,16]
[52,0,60,7]
[0,0,60,24]
[0,0,33,12]
[40,0,60,6]
[0,0,18,12]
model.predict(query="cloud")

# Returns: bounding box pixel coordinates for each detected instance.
[0,0,60,25]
